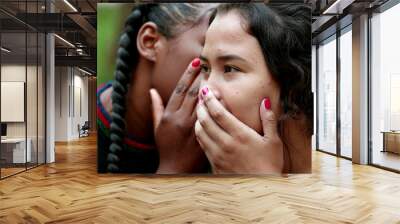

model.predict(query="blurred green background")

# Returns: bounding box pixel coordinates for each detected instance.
[97,3,135,86]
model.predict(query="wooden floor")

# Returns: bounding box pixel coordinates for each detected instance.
[1,135,400,223]
[372,150,400,171]
[1,167,26,178]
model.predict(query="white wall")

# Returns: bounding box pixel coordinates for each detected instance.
[1,65,42,137]
[55,67,69,141]
[54,67,89,141]
[1,65,26,137]
[1,64,46,164]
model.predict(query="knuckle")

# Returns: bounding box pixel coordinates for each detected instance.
[221,138,234,151]
[159,118,168,127]
[265,111,276,122]
[234,132,247,143]
[182,120,193,131]
[176,120,188,132]
[175,83,187,95]
[162,111,172,121]
[184,70,195,81]
[211,109,224,120]
[188,85,200,97]
[220,140,234,153]
[213,162,223,170]
[198,116,208,128]
[213,152,225,165]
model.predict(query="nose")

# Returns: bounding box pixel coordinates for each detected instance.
[200,73,222,101]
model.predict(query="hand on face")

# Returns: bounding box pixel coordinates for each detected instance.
[194,86,284,174]
[150,58,208,174]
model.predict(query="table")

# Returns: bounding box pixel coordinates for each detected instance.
[1,138,32,163]
[381,131,400,154]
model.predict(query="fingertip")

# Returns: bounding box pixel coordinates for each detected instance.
[200,86,214,103]
[260,97,272,113]
[194,119,201,134]
[149,88,154,100]
[188,58,201,75]
[260,98,266,109]
[191,58,201,68]
[260,98,267,116]
[201,86,209,96]
[264,97,271,110]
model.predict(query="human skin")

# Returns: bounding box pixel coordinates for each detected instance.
[194,11,284,174]
[101,15,210,142]
[150,58,209,173]
[198,12,281,135]
[101,13,211,172]
[200,12,280,134]
[195,11,311,173]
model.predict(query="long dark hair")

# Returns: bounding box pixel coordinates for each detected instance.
[209,3,312,172]
[209,3,312,133]
[108,3,214,172]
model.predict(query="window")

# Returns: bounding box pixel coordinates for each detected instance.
[0,1,47,179]
[370,2,400,171]
[339,27,352,158]
[317,35,337,154]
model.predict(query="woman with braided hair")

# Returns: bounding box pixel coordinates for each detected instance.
[97,3,217,173]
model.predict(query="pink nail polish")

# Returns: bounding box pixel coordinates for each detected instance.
[201,87,208,96]
[264,97,271,110]
[191,58,200,68]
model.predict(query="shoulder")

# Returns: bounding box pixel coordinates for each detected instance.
[97,81,113,115]
[97,81,113,133]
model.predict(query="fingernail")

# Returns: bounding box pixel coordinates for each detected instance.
[201,87,208,96]
[264,97,271,110]
[191,58,201,68]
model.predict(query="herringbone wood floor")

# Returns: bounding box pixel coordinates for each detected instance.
[1,134,400,223]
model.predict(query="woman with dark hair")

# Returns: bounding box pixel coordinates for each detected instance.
[98,3,216,173]
[195,3,312,173]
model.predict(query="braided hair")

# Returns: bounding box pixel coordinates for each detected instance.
[108,3,215,172]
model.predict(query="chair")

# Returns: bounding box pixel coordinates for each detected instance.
[78,121,90,138]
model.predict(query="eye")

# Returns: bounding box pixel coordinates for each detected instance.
[200,64,210,74]
[224,65,241,73]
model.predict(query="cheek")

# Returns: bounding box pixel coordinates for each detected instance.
[153,42,202,102]
[217,77,267,134]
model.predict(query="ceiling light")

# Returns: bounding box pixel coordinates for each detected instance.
[63,0,78,12]
[1,47,11,53]
[323,0,354,15]
[78,67,92,76]
[54,34,75,48]
[323,0,341,14]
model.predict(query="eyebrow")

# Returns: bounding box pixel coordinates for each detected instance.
[199,54,248,64]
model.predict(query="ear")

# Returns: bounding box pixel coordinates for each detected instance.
[136,22,162,62]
